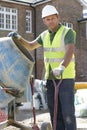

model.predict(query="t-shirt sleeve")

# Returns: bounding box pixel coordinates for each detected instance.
[64,29,76,45]
[36,30,48,45]
[36,35,43,45]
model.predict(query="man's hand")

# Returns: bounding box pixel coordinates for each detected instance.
[7,32,21,40]
[52,65,65,77]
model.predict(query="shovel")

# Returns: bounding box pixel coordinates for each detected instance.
[52,75,62,130]
[30,75,40,130]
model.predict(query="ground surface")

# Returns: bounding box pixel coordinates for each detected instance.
[15,108,87,129]
[1,107,87,130]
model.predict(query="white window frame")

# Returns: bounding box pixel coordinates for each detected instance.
[62,22,73,29]
[26,10,32,33]
[83,9,87,18]
[0,6,18,31]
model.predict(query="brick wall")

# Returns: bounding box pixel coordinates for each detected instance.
[0,1,34,40]
[75,22,87,81]
[0,0,86,81]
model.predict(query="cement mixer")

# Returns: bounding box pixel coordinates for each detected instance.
[0,37,34,108]
[0,37,51,130]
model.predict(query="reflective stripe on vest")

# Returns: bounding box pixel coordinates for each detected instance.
[44,57,75,63]
[41,25,75,79]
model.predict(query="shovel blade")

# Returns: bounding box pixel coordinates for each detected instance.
[32,124,40,130]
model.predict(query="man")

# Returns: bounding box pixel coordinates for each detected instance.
[34,79,47,110]
[8,5,77,130]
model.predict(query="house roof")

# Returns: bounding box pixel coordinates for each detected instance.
[18,0,48,4]
[1,0,51,6]
[2,0,87,7]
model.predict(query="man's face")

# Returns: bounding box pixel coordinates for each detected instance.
[43,14,59,32]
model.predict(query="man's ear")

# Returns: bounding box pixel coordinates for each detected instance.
[57,15,60,21]
[43,18,46,25]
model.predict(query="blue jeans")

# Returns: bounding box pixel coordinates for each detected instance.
[46,79,77,130]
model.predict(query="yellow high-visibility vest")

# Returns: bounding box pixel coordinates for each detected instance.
[41,25,76,79]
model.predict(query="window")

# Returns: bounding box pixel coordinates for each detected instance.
[0,6,17,31]
[83,9,87,18]
[62,22,73,29]
[26,10,32,33]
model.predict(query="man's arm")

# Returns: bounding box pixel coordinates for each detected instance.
[61,43,75,68]
[18,37,41,50]
[52,43,75,77]
[7,32,41,50]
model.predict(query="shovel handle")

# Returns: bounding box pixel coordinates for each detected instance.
[30,75,34,95]
[52,75,62,130]
[30,75,37,125]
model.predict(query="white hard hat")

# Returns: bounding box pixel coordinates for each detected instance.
[42,5,59,18]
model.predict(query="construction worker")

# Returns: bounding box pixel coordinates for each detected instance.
[8,5,77,130]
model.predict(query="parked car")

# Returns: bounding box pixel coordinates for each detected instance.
[75,89,87,117]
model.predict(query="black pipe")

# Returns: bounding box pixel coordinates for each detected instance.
[30,5,37,78]
[33,7,37,78]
